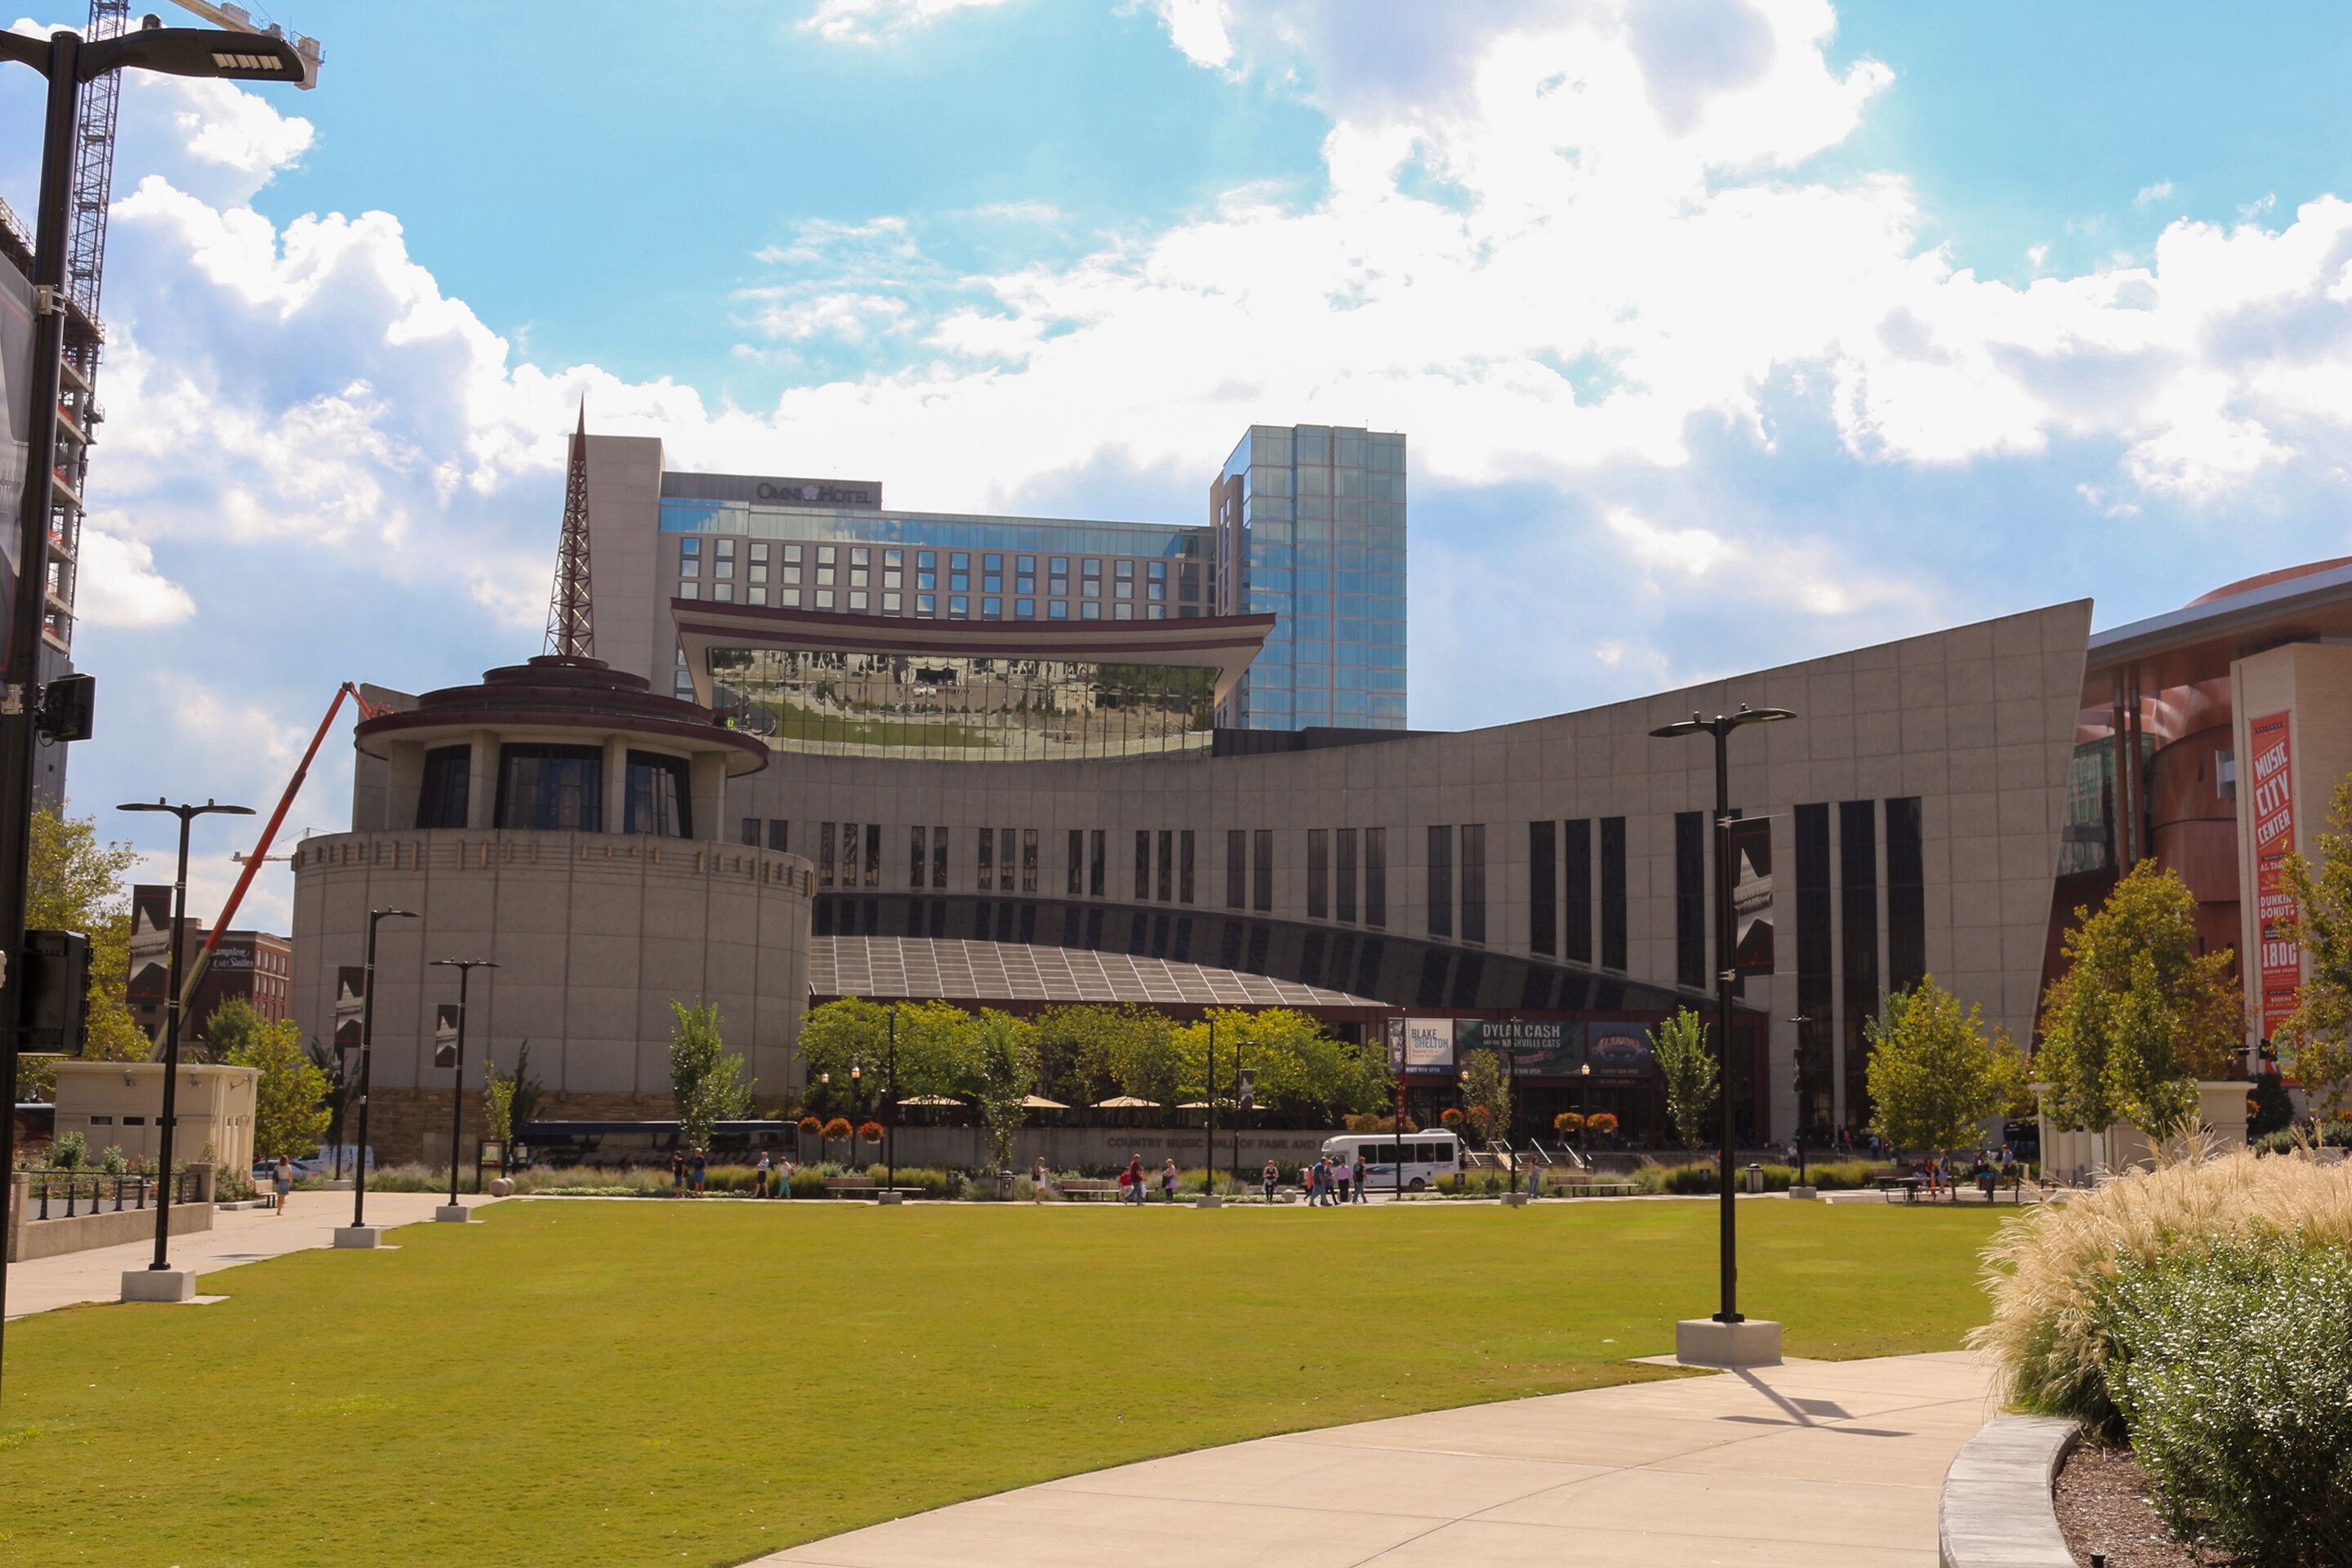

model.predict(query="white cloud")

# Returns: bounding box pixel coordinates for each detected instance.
[73,526,196,628]
[974,200,1067,224]
[737,289,911,343]
[2134,179,2175,210]
[1153,0,1236,69]
[800,0,1018,45]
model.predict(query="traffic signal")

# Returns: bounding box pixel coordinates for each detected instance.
[17,929,91,1054]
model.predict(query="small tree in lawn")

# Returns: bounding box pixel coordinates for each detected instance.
[2278,776,2352,1125]
[1864,978,2025,1157]
[669,1000,753,1155]
[2038,862,2241,1147]
[1457,1049,1512,1145]
[481,1040,544,1174]
[229,1018,332,1163]
[1650,1007,1717,1151]
[970,1009,1037,1177]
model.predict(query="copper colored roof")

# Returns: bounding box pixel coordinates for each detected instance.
[810,936,1385,1012]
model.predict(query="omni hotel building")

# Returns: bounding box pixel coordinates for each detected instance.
[289,415,2346,1161]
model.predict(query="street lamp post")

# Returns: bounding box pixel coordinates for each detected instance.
[344,907,416,1241]
[850,1064,862,1165]
[1650,703,1793,1361]
[1788,1013,1813,1188]
[1230,1035,1246,1191]
[114,799,252,1297]
[0,14,307,1398]
[1579,1062,1592,1160]
[428,958,497,1219]
[883,1005,899,1204]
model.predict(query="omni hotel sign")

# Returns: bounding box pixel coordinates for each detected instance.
[753,479,881,507]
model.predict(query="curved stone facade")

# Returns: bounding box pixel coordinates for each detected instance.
[288,828,813,1160]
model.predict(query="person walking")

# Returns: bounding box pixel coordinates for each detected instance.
[272,1155,293,1215]
[1261,1159,1280,1200]
[1032,1156,1050,1204]
[1298,1161,1314,1204]
[691,1147,708,1196]
[1124,1153,1145,1206]
[755,1150,772,1199]
[1352,1152,1369,1203]
[670,1147,687,1197]
[1524,1157,1542,1201]
[1160,1158,1178,1204]
[1331,1155,1351,1205]
[1316,1156,1336,1206]
[779,1152,795,1199]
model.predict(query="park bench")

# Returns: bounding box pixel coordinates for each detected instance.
[1552,1180,1640,1198]
[821,1178,929,1200]
[1964,1169,2029,1204]
[1056,1179,1122,1202]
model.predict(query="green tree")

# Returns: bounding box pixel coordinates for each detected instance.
[1651,1007,1717,1151]
[1864,977,2025,1154]
[20,808,147,1093]
[969,1009,1036,1173]
[797,997,974,1114]
[1457,1049,1512,1144]
[202,996,266,1061]
[795,996,893,1116]
[1170,1008,1385,1125]
[1030,1004,1126,1109]
[1106,1004,1182,1110]
[669,1000,753,1152]
[306,1036,349,1161]
[229,1018,331,1162]
[482,1042,545,1170]
[2038,862,2241,1139]
[2278,776,2352,1124]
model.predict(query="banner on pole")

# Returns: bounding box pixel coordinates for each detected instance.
[126,885,173,1006]
[1728,817,1775,974]
[0,261,33,680]
[2250,711,2300,1036]
[1402,1018,1454,1071]
[432,1003,460,1069]
[333,965,366,1053]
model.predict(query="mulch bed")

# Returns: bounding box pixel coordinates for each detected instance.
[2054,1442,2241,1567]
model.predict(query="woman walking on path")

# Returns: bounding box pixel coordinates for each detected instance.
[1261,1159,1280,1200]
[1032,1157,1050,1203]
[272,1156,293,1215]
[1353,1153,1370,1202]
[670,1147,686,1197]
[1332,1156,1351,1205]
[691,1147,707,1196]
[755,1150,772,1199]
[1160,1158,1178,1203]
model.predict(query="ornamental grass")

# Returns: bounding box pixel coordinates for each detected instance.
[1968,1144,2352,1432]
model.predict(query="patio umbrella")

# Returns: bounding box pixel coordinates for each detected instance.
[897,1094,963,1106]
[1019,1094,1070,1110]
[1093,1095,1160,1109]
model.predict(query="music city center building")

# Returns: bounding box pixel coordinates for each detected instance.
[287,420,2351,1163]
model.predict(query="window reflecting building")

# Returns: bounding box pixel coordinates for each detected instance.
[1212,424,1409,731]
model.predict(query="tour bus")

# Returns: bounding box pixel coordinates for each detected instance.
[1319,1129,1465,1192]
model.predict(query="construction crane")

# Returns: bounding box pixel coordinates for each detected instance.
[48,2,323,667]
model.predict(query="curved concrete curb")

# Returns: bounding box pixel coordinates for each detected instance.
[1938,1413,2079,1568]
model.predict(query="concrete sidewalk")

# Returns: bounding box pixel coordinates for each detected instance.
[4,1189,497,1317]
[758,1350,1993,1567]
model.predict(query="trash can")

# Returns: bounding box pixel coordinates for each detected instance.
[1745,1162,1764,1194]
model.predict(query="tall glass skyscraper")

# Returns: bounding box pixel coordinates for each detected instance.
[1212,424,1408,730]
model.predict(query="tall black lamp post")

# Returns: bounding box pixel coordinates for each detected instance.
[348,906,416,1235]
[0,10,307,1389]
[116,798,252,1284]
[1650,703,1793,1335]
[1788,1013,1813,1187]
[428,957,497,1217]
[1579,1061,1592,1160]
[884,1004,899,1202]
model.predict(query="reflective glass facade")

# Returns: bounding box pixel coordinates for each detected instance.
[706,647,1217,760]
[1212,424,1407,730]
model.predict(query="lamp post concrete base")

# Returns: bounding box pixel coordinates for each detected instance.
[1500,1192,1530,1206]
[434,1205,473,1223]
[1194,1194,1223,1209]
[332,1225,386,1249]
[877,1192,905,1205]
[1675,1317,1783,1368]
[1788,1186,1819,1200]
[120,1268,199,1303]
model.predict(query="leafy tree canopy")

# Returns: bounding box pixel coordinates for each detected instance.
[1864,977,2029,1154]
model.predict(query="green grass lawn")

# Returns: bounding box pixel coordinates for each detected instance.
[0,1198,2003,1567]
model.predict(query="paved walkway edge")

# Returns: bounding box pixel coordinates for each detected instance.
[1937,1413,2078,1568]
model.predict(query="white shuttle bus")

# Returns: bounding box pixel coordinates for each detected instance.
[1319,1129,1464,1192]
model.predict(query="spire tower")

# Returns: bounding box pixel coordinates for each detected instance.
[543,403,595,659]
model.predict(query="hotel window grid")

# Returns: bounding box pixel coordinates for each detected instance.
[1599,817,1628,970]
[768,819,789,854]
[1089,829,1106,896]
[1179,830,1196,904]
[624,751,693,838]
[1674,810,1706,990]
[416,745,470,830]
[496,744,602,832]
[1794,804,1834,1137]
[1067,829,1085,897]
[911,826,928,889]
[841,822,862,887]
[1460,824,1486,945]
[932,826,948,889]
[1562,819,1591,963]
[819,824,837,886]
[1885,797,1927,992]
[1307,829,1329,920]
[1023,829,1040,893]
[1426,825,1453,939]
[1253,829,1273,912]
[978,828,993,890]
[742,817,760,847]
[1365,827,1387,927]
[1227,830,1245,909]
[1134,831,1151,901]
[1156,830,1173,902]
[999,827,1016,891]
[1336,828,1358,923]
[1527,820,1556,956]
[1839,800,1880,1127]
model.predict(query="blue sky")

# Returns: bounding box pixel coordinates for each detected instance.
[6,0,2352,926]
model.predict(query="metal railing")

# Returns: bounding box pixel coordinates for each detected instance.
[19,1168,199,1221]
